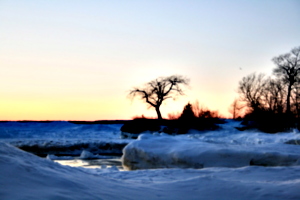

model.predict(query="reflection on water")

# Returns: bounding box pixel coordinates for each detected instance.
[54,158,123,170]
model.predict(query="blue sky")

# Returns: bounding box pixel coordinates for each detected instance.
[0,0,299,120]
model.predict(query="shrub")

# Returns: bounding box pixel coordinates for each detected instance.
[120,118,161,134]
[175,103,223,134]
[242,109,294,133]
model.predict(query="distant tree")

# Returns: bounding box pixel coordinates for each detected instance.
[238,73,267,112]
[191,100,205,118]
[229,98,243,119]
[129,75,189,120]
[291,81,300,118]
[179,103,195,121]
[262,78,285,114]
[272,46,300,114]
[236,46,300,132]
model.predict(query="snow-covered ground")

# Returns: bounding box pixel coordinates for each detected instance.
[0,120,300,199]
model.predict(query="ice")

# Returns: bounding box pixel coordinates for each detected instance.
[122,133,300,170]
[79,150,95,159]
[46,154,74,160]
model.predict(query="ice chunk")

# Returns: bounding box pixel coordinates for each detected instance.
[80,150,94,159]
[46,154,57,160]
[46,154,74,160]
[122,135,300,170]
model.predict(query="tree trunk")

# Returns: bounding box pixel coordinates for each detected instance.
[286,83,292,114]
[155,106,163,120]
[285,83,295,129]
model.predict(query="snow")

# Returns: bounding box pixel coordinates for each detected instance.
[1,120,300,199]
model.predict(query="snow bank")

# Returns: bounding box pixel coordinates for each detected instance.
[0,142,146,200]
[1,142,300,200]
[122,134,300,170]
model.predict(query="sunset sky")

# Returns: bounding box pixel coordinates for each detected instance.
[0,0,299,120]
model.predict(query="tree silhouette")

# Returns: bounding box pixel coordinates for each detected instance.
[263,78,285,114]
[273,46,300,114]
[238,73,267,112]
[229,98,243,119]
[179,103,195,121]
[129,75,189,120]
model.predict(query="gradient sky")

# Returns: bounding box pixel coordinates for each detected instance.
[0,0,299,120]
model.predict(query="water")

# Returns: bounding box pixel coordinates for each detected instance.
[53,157,123,170]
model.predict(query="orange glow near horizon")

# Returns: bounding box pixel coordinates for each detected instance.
[0,95,129,121]
[0,93,232,121]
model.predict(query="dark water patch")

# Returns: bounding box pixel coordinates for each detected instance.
[17,142,128,156]
[52,157,123,170]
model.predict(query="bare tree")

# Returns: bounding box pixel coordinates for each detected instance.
[263,78,286,113]
[238,73,267,111]
[291,82,300,117]
[129,75,189,120]
[238,73,286,115]
[272,46,300,114]
[191,100,220,118]
[229,98,243,119]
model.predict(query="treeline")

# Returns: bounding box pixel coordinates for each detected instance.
[125,46,300,135]
[235,46,300,132]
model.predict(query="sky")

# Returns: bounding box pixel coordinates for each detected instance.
[0,0,299,120]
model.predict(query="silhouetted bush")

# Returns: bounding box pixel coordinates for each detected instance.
[242,109,294,133]
[175,103,223,134]
[120,119,161,135]
[176,103,196,134]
